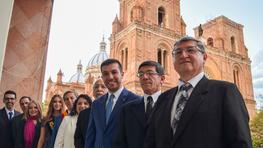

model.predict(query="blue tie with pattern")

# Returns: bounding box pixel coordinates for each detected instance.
[106,94,114,124]
[172,83,192,134]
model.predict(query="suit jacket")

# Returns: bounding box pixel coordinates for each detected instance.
[84,88,140,148]
[74,108,91,148]
[12,113,24,148]
[113,98,148,148]
[12,113,41,148]
[144,76,252,148]
[0,107,21,148]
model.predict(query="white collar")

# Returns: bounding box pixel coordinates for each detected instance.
[178,72,204,89]
[108,86,124,100]
[144,90,161,104]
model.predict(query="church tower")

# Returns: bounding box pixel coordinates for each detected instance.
[110,0,186,94]
[193,16,256,117]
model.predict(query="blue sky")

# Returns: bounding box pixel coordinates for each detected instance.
[45,0,263,107]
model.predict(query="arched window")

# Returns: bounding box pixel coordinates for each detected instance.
[121,49,124,68]
[158,7,165,27]
[157,49,162,64]
[157,48,167,71]
[231,36,236,52]
[207,37,214,47]
[125,48,128,70]
[233,66,240,87]
[130,10,133,22]
[163,50,167,70]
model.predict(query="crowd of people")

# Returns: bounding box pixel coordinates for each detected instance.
[0,36,253,148]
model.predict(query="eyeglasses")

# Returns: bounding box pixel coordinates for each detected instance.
[137,71,159,78]
[4,97,16,100]
[172,46,204,57]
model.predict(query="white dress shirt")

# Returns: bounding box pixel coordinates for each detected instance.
[170,72,204,125]
[106,86,124,110]
[143,90,161,111]
[5,108,14,119]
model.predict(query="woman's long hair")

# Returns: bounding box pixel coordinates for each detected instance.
[44,94,65,123]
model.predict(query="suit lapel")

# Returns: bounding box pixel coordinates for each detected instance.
[163,88,179,141]
[1,108,9,122]
[171,77,209,146]
[131,99,146,127]
[98,94,107,128]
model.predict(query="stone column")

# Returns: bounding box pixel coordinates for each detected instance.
[0,0,54,108]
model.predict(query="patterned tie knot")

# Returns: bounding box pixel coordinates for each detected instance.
[180,83,192,92]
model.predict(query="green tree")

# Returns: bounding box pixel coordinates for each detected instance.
[250,109,263,148]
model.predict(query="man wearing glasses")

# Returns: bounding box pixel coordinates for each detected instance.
[113,60,165,148]
[0,90,21,148]
[144,36,252,148]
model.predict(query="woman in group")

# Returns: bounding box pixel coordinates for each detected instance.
[54,94,92,148]
[23,100,42,148]
[37,94,66,148]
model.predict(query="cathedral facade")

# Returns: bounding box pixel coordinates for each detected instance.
[44,0,255,117]
[109,0,256,117]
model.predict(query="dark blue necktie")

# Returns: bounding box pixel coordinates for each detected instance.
[106,94,114,124]
[8,112,13,120]
[172,83,192,133]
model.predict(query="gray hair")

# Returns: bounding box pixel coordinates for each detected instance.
[174,36,206,53]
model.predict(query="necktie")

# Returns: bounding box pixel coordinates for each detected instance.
[146,96,154,119]
[171,83,192,134]
[8,112,13,120]
[106,94,114,124]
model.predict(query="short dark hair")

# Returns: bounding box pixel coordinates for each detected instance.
[138,60,165,75]
[100,58,123,72]
[174,36,206,53]
[63,90,77,100]
[3,90,16,99]
[19,96,31,103]
[70,94,92,116]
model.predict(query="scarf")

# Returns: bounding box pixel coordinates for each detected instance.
[24,116,38,148]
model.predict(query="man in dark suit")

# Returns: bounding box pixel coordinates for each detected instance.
[74,78,107,148]
[0,90,21,148]
[12,96,31,148]
[144,36,252,148]
[113,60,165,148]
[85,59,140,148]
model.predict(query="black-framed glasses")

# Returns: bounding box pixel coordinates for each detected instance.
[172,46,204,57]
[137,71,159,78]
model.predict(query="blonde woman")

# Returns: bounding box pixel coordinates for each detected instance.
[23,100,42,148]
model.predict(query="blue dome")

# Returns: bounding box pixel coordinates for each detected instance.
[69,61,85,83]
[87,51,108,67]
[87,37,109,68]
